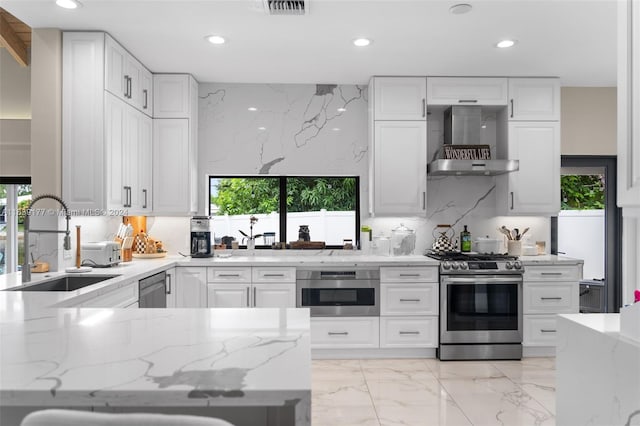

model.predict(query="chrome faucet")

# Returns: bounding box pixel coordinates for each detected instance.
[22,194,71,283]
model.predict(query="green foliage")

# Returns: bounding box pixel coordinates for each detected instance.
[211,177,356,215]
[561,175,604,210]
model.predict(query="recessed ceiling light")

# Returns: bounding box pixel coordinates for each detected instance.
[332,128,341,131]
[449,3,472,14]
[496,39,517,48]
[337,107,347,112]
[258,126,266,131]
[248,107,257,111]
[353,38,371,47]
[56,0,81,9]
[206,35,226,45]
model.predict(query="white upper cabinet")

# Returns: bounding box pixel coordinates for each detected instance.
[372,121,427,215]
[373,77,427,120]
[508,78,561,121]
[618,0,640,207]
[152,74,199,215]
[426,77,508,106]
[153,74,195,118]
[497,122,561,215]
[104,34,153,117]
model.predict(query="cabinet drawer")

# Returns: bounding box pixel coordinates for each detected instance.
[252,267,296,283]
[524,265,581,281]
[82,281,138,308]
[524,282,578,314]
[524,315,559,347]
[381,283,438,315]
[311,317,379,349]
[380,266,438,283]
[380,316,438,348]
[427,77,508,105]
[207,267,252,283]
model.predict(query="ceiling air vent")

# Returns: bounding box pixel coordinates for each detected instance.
[264,0,307,15]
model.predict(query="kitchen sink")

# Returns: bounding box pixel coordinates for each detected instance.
[10,275,120,292]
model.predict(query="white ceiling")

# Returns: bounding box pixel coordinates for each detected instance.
[2,0,617,86]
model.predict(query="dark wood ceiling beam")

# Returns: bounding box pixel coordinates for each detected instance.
[0,10,28,66]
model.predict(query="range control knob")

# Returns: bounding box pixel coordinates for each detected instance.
[505,261,514,270]
[514,261,523,270]
[459,262,469,270]
[442,261,451,270]
[451,262,460,270]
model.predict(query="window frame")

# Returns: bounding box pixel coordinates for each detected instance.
[0,176,31,275]
[208,175,360,249]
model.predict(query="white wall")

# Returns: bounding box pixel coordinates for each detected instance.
[0,48,31,119]
[561,87,617,156]
[0,119,30,176]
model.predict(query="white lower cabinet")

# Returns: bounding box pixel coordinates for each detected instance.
[381,283,438,316]
[380,316,438,348]
[207,284,250,308]
[523,315,559,346]
[175,267,207,308]
[206,267,296,308]
[311,317,380,349]
[523,264,581,351]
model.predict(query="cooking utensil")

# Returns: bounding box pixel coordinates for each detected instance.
[520,227,530,240]
[498,226,513,240]
[513,228,520,240]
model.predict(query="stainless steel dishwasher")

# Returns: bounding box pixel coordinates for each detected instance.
[139,271,167,308]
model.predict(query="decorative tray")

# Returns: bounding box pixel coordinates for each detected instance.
[132,252,167,259]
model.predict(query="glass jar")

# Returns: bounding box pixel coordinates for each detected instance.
[391,223,416,256]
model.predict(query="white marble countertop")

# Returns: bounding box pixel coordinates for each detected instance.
[0,307,311,411]
[558,313,639,347]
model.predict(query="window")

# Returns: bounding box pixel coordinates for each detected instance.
[209,176,359,248]
[0,178,32,275]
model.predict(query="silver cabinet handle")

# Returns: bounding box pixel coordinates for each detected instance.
[124,75,129,98]
[400,274,420,277]
[510,192,514,210]
[219,273,241,277]
[541,297,562,300]
[123,186,132,207]
[128,76,132,98]
[458,99,478,103]
[422,98,426,118]
[540,329,557,333]
[263,273,285,277]
[328,332,349,336]
[422,191,426,210]
[166,273,172,295]
[142,189,148,209]
[399,331,420,335]
[400,298,421,302]
[541,272,563,276]
[510,99,514,118]
[253,286,256,307]
[143,89,148,109]
[246,287,250,307]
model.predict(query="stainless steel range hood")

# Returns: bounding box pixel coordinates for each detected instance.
[428,106,519,176]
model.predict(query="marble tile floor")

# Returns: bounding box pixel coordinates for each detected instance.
[312,357,556,426]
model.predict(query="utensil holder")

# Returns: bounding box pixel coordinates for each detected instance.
[122,248,132,262]
[507,240,522,256]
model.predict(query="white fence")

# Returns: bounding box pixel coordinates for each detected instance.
[211,210,356,246]
[558,209,604,280]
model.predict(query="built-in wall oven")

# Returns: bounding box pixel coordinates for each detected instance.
[427,252,524,360]
[296,268,380,316]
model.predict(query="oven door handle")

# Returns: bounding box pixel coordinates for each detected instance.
[443,277,522,285]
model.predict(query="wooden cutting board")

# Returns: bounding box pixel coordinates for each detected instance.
[289,241,326,249]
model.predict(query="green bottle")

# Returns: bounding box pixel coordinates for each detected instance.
[460,225,472,252]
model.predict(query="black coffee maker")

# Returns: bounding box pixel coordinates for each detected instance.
[190,216,213,258]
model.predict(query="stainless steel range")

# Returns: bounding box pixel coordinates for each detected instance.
[426,252,524,361]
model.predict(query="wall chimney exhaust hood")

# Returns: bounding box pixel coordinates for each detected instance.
[427,106,519,176]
